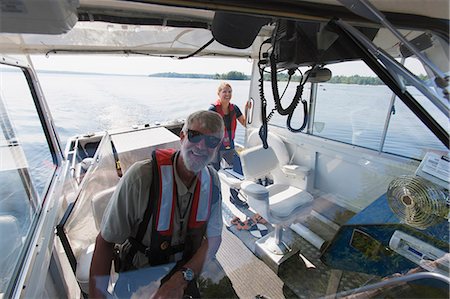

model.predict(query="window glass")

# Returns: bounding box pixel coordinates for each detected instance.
[374,30,449,121]
[0,65,56,197]
[383,90,448,159]
[269,59,447,160]
[313,61,391,151]
[0,64,56,295]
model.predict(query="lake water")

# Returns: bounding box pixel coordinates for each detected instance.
[35,72,446,160]
[39,73,251,146]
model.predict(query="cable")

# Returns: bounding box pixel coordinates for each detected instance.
[258,63,269,149]
[269,53,303,116]
[177,37,215,60]
[256,38,273,149]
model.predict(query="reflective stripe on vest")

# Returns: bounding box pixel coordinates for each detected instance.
[189,167,212,228]
[214,100,236,148]
[154,148,212,236]
[156,164,175,233]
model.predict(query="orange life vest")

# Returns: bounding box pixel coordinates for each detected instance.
[147,148,216,265]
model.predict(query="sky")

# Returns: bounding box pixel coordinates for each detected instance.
[29,54,425,77]
[30,55,255,76]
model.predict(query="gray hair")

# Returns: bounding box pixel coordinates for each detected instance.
[182,110,224,138]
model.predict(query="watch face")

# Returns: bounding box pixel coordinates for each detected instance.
[182,268,194,281]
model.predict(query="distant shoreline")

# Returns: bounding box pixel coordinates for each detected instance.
[31,69,419,85]
[148,72,215,79]
[33,69,250,80]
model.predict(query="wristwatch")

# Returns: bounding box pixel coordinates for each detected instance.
[180,267,195,282]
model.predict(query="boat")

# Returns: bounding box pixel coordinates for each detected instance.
[0,0,449,298]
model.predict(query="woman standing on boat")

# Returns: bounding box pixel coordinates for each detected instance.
[209,82,249,171]
[209,82,250,207]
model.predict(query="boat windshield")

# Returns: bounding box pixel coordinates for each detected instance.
[335,20,449,133]
[0,63,57,296]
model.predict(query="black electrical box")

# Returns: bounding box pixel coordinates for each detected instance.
[272,20,319,70]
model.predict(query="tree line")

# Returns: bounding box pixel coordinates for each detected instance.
[150,71,426,85]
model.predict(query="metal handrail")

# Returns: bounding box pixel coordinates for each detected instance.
[321,272,450,299]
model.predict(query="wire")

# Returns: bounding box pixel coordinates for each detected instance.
[177,37,215,60]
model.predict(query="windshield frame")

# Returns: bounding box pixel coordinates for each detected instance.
[331,19,449,149]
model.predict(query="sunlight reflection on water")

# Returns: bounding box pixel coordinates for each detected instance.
[34,73,447,159]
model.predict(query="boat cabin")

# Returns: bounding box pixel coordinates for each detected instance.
[0,0,448,298]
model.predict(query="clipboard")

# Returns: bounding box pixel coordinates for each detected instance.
[112,262,176,299]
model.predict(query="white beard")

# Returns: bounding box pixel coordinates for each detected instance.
[180,145,214,173]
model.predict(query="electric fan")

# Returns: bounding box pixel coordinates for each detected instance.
[387,175,449,229]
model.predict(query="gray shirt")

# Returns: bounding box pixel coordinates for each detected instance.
[101,153,222,267]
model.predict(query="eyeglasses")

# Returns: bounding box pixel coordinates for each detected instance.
[187,129,221,148]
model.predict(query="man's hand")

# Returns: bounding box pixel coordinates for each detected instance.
[153,271,188,299]
[89,234,115,298]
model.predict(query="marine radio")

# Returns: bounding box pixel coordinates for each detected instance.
[271,20,319,70]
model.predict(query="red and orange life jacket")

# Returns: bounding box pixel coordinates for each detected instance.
[214,99,236,148]
[147,148,218,266]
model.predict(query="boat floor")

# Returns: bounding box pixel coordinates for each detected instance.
[198,183,381,298]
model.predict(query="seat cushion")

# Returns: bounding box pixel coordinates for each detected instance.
[76,243,95,294]
[91,186,116,230]
[247,130,290,165]
[218,168,243,189]
[76,243,118,295]
[267,184,313,218]
[240,145,278,180]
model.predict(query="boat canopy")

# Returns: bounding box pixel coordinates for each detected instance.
[0,0,448,60]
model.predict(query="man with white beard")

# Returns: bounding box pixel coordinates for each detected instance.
[90,110,224,299]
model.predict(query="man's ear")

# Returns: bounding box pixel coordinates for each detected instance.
[180,130,185,140]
